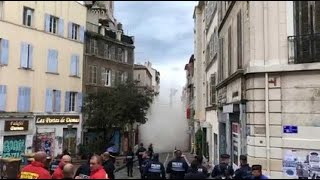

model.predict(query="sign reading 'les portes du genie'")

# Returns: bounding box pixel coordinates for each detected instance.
[35,115,80,125]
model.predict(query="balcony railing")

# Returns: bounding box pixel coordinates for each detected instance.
[288,33,320,64]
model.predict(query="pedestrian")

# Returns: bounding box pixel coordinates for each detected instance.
[74,153,93,179]
[211,154,234,179]
[184,160,208,179]
[49,154,63,175]
[62,163,74,179]
[166,150,189,179]
[136,143,147,168]
[89,155,109,179]
[250,165,268,179]
[148,144,154,158]
[102,152,115,179]
[140,151,151,179]
[52,155,72,179]
[191,155,209,177]
[125,147,135,177]
[144,153,166,179]
[234,155,252,179]
[19,151,52,179]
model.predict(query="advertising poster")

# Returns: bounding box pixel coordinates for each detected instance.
[37,132,55,157]
[283,150,320,179]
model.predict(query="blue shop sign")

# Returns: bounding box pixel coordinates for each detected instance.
[283,125,298,134]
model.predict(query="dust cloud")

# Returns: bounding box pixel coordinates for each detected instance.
[139,65,189,153]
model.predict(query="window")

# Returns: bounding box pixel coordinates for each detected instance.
[0,85,6,111]
[237,11,242,69]
[118,48,124,62]
[90,39,98,55]
[0,38,9,65]
[23,7,34,27]
[70,54,79,76]
[116,71,124,85]
[20,42,33,69]
[45,88,61,112]
[68,22,84,42]
[104,44,109,58]
[124,49,128,63]
[108,46,115,60]
[89,65,97,84]
[47,49,58,73]
[228,27,232,76]
[138,74,140,80]
[219,38,224,82]
[71,23,79,40]
[101,68,111,86]
[49,16,58,34]
[17,87,31,112]
[0,1,3,20]
[69,92,76,112]
[65,91,82,112]
[210,74,216,105]
[45,14,64,36]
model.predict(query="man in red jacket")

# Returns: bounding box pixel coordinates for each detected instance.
[89,155,109,179]
[19,151,52,179]
[52,155,72,179]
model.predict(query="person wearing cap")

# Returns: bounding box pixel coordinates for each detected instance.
[188,155,209,177]
[143,153,166,179]
[211,154,234,179]
[102,152,115,179]
[166,150,189,179]
[184,160,207,179]
[234,155,252,179]
[136,143,147,168]
[250,165,268,179]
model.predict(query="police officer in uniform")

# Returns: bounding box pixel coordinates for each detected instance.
[144,153,166,179]
[140,151,151,179]
[185,160,208,179]
[166,150,189,179]
[234,155,252,179]
[211,154,234,179]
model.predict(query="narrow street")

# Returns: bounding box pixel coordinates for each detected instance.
[115,152,173,179]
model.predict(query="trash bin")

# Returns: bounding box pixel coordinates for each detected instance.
[0,158,22,179]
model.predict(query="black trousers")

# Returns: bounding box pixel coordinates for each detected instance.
[127,163,133,177]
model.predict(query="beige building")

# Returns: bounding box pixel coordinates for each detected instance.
[214,1,320,178]
[133,64,153,88]
[0,1,86,158]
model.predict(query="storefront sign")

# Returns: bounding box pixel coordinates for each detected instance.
[283,125,298,134]
[4,120,29,131]
[2,135,26,158]
[35,115,80,125]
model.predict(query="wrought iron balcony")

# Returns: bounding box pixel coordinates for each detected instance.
[288,33,320,64]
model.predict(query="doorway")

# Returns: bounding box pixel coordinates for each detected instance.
[63,128,77,156]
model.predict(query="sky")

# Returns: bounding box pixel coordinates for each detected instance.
[114,1,197,89]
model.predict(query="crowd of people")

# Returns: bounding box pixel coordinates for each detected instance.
[17,143,268,179]
[135,143,268,179]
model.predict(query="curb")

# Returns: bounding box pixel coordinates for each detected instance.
[114,159,138,173]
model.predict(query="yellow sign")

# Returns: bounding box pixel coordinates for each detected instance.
[35,115,80,125]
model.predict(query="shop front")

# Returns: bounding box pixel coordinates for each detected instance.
[34,115,82,157]
[0,119,33,161]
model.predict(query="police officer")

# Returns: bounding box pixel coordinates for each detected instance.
[192,155,209,177]
[185,160,208,179]
[140,151,151,179]
[234,155,252,179]
[166,150,189,179]
[125,147,135,177]
[211,154,234,179]
[144,153,166,179]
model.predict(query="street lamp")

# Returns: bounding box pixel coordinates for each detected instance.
[67,124,73,156]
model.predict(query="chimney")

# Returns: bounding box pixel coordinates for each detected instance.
[117,23,123,31]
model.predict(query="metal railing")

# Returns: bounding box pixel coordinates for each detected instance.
[288,33,320,64]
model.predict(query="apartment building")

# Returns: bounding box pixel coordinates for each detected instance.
[0,1,86,158]
[82,1,135,154]
[134,64,152,89]
[215,1,320,178]
[203,1,219,165]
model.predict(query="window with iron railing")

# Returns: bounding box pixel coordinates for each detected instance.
[289,1,320,64]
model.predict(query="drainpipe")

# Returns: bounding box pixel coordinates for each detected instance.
[263,1,271,175]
